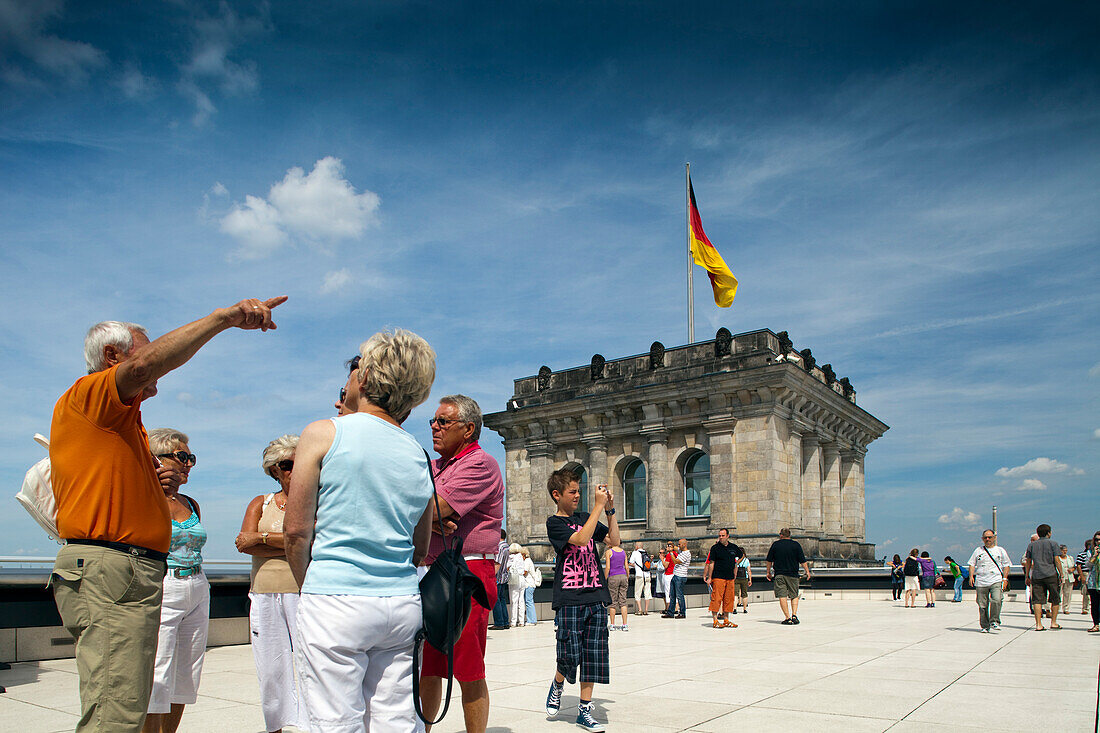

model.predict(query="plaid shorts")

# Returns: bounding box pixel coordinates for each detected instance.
[555,603,609,685]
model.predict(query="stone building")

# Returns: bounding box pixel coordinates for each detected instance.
[482,328,889,566]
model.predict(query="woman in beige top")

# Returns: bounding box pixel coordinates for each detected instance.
[235,434,309,733]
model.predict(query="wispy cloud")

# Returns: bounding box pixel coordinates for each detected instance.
[1089,362,1100,378]
[218,157,381,259]
[0,0,106,86]
[1013,478,1047,492]
[870,298,1092,339]
[995,457,1083,478]
[320,268,351,295]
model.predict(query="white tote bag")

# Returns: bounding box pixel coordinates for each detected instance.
[15,434,62,543]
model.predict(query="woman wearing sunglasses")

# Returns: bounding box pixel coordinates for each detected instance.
[144,429,208,733]
[235,434,309,733]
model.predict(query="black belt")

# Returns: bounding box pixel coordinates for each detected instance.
[67,538,168,562]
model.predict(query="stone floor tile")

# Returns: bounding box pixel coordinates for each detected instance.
[689,705,894,733]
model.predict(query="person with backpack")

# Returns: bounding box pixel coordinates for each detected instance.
[889,554,905,601]
[628,541,652,615]
[945,556,963,602]
[507,543,529,627]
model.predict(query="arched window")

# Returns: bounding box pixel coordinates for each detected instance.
[573,466,589,514]
[622,459,647,521]
[684,451,710,517]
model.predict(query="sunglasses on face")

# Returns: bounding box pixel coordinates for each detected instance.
[428,417,466,429]
[339,387,347,402]
[276,460,294,472]
[157,451,196,466]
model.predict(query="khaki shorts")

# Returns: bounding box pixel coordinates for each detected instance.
[734,578,749,598]
[773,574,800,599]
[1029,575,1061,606]
[51,543,165,733]
[608,574,629,606]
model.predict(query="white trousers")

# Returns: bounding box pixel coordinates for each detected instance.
[149,572,210,713]
[661,573,673,599]
[634,574,652,600]
[297,593,421,733]
[250,592,309,732]
[509,583,526,626]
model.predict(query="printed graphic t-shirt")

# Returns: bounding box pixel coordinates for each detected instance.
[547,512,610,610]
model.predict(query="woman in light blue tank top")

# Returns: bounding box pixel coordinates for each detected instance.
[146,428,211,732]
[285,330,438,732]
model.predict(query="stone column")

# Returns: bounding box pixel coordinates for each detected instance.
[641,429,670,530]
[821,443,842,538]
[841,449,866,541]
[703,418,736,533]
[582,437,608,511]
[522,441,554,543]
[786,427,804,533]
[801,435,822,536]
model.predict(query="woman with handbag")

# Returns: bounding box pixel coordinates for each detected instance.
[522,547,540,626]
[507,544,528,627]
[285,329,437,733]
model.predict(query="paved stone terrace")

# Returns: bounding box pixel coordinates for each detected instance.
[2,597,1097,732]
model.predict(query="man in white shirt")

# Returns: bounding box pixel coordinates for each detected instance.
[967,529,1011,632]
[628,542,652,615]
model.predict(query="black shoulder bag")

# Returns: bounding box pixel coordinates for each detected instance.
[412,452,491,725]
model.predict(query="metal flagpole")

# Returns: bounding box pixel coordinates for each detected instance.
[686,162,694,344]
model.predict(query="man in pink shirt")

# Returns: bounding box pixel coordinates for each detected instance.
[418,395,504,733]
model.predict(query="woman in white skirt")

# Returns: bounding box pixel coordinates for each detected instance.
[145,429,209,733]
[236,434,309,733]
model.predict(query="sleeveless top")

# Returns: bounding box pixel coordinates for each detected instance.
[250,493,300,594]
[608,548,627,576]
[300,413,434,597]
[167,495,206,570]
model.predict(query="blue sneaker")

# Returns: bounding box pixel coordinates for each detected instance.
[576,702,605,732]
[546,680,563,717]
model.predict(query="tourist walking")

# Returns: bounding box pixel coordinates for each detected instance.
[765,528,812,625]
[662,539,691,619]
[49,297,285,733]
[945,556,963,602]
[703,529,742,628]
[734,553,752,613]
[419,394,505,733]
[902,549,921,608]
[235,434,310,733]
[628,542,652,615]
[604,541,630,630]
[144,429,209,733]
[1023,524,1064,631]
[285,328,437,733]
[889,554,905,601]
[1057,545,1075,613]
[1078,539,1095,615]
[544,472,620,732]
[508,543,529,627]
[917,551,936,607]
[967,529,1010,632]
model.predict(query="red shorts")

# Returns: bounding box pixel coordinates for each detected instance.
[421,558,497,682]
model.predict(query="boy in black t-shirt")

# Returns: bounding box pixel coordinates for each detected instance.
[544,468,620,732]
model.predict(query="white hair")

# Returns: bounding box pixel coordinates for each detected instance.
[439,394,483,441]
[148,428,189,455]
[262,434,299,477]
[357,329,436,424]
[84,321,148,374]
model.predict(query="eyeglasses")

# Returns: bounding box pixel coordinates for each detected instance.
[157,451,196,466]
[428,417,467,429]
[982,535,995,540]
[276,460,294,472]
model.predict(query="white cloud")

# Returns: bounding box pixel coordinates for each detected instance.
[938,507,982,530]
[320,268,352,295]
[1094,428,1100,439]
[218,157,380,259]
[995,457,1083,477]
[210,182,228,196]
[1014,478,1047,492]
[117,64,155,99]
[1090,362,1100,377]
[0,0,107,85]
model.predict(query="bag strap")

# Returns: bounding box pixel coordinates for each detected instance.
[982,546,1003,574]
[424,449,454,554]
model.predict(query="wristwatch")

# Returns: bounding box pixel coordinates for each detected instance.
[606,508,616,516]
[261,532,269,545]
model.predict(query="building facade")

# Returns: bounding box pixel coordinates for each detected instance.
[482,328,889,566]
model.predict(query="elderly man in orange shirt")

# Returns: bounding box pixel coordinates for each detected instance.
[49,296,285,733]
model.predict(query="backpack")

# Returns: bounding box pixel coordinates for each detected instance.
[639,549,651,571]
[15,434,62,543]
[508,555,527,585]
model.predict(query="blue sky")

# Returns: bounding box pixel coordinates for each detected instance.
[2,1,1097,564]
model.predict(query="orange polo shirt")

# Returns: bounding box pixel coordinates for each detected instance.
[50,365,171,553]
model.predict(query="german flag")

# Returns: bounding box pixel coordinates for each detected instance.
[689,177,738,307]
